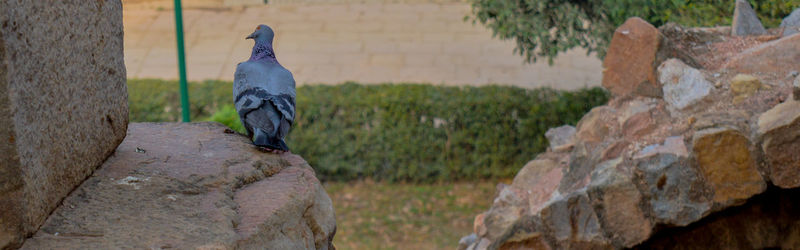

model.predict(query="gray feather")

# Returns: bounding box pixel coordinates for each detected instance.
[233,55,296,151]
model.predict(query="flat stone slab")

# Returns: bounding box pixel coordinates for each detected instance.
[0,1,128,247]
[20,122,336,250]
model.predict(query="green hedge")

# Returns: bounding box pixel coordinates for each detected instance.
[128,79,608,182]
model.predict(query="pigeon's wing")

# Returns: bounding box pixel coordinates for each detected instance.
[233,62,263,135]
[234,62,296,141]
[263,66,296,123]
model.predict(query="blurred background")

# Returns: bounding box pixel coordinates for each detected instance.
[122,0,797,248]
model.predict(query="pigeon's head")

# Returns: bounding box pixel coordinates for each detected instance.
[246,24,274,44]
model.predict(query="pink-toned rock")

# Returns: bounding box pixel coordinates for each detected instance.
[588,158,652,247]
[474,213,487,237]
[602,18,663,97]
[512,158,564,213]
[20,123,336,249]
[758,99,800,188]
[576,106,619,143]
[634,136,689,159]
[623,111,657,139]
[724,34,800,75]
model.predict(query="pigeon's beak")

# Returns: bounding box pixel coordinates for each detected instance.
[246,32,256,40]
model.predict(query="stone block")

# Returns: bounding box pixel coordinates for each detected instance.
[732,0,767,36]
[20,123,336,249]
[724,34,800,76]
[658,59,713,110]
[0,1,127,248]
[758,100,800,188]
[730,74,765,103]
[588,158,652,247]
[781,8,800,37]
[692,127,765,205]
[602,18,663,97]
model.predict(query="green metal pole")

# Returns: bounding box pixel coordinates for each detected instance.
[174,0,190,122]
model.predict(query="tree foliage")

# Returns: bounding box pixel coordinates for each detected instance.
[467,0,799,64]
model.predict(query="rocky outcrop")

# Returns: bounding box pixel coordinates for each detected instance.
[19,122,336,249]
[723,33,800,75]
[601,18,698,98]
[731,0,767,36]
[0,1,127,248]
[780,8,800,37]
[461,16,800,250]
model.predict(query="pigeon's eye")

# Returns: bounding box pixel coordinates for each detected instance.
[256,26,261,30]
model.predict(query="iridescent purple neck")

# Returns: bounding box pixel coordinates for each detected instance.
[249,41,276,62]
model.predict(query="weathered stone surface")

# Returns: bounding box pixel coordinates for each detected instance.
[692,127,765,204]
[732,0,767,36]
[758,99,800,188]
[658,59,713,110]
[458,233,477,250]
[464,16,800,249]
[512,158,563,213]
[635,187,800,249]
[575,106,618,144]
[794,75,800,100]
[20,123,336,249]
[730,74,765,103]
[781,8,800,37]
[545,125,576,152]
[602,18,664,97]
[724,33,800,75]
[0,1,127,248]
[588,158,652,247]
[482,185,530,243]
[634,137,712,226]
[540,192,610,249]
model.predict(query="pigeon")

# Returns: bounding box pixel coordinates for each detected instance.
[233,24,296,153]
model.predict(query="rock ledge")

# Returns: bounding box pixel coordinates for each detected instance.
[21,122,336,250]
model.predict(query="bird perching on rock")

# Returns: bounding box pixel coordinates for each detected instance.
[233,24,296,153]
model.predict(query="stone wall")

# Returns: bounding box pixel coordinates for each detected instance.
[0,1,128,248]
[460,6,800,249]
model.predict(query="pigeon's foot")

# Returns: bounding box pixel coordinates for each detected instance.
[223,128,235,134]
[256,146,287,154]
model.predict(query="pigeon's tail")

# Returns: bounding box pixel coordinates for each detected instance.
[253,127,289,151]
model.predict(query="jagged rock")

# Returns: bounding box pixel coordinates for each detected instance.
[692,126,765,205]
[602,18,663,98]
[730,74,766,103]
[781,8,800,37]
[758,100,800,188]
[464,17,800,249]
[602,18,703,98]
[545,125,576,152]
[512,158,564,213]
[482,185,528,242]
[575,106,619,144]
[658,59,713,110]
[458,234,477,250]
[636,187,800,249]
[732,0,767,36]
[587,158,652,247]
[724,33,800,75]
[634,136,712,226]
[794,75,800,100]
[0,1,127,248]
[540,192,610,249]
[20,123,336,249]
